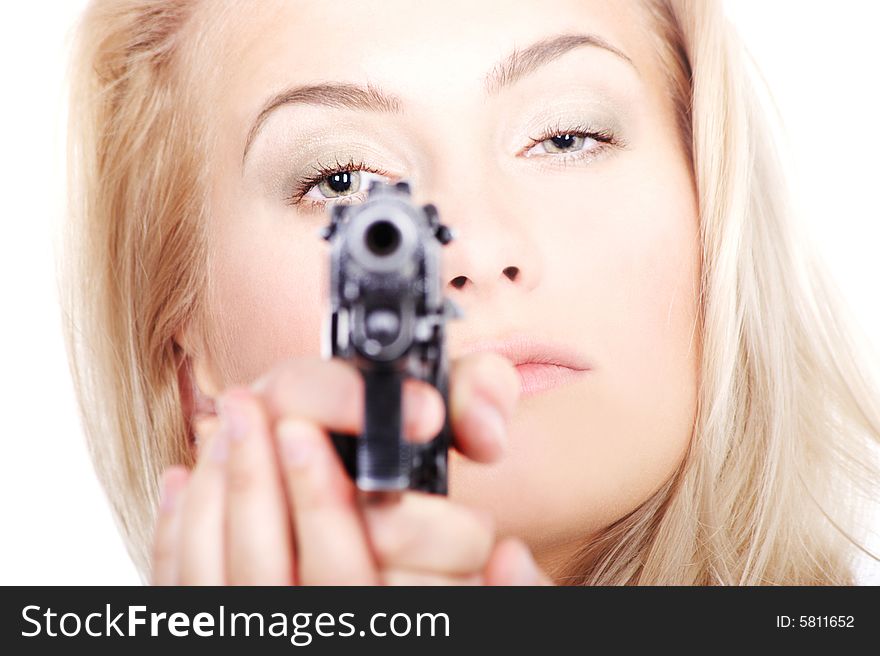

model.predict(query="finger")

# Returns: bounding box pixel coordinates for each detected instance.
[363,492,495,575]
[483,537,555,586]
[276,417,380,585]
[177,417,227,585]
[192,415,220,460]
[220,387,296,585]
[381,569,484,586]
[449,352,521,463]
[253,356,444,443]
[150,466,189,586]
[401,377,445,444]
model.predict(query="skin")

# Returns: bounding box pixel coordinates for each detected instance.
[165,0,701,584]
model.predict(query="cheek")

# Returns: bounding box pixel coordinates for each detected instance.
[209,197,328,385]
[570,154,700,520]
[452,148,701,549]
[602,148,702,414]
[529,146,701,406]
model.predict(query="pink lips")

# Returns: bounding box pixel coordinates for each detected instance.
[457,332,591,397]
[514,362,586,397]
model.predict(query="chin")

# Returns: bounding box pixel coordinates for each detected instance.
[447,449,560,543]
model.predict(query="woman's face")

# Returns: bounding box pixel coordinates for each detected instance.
[189,0,701,570]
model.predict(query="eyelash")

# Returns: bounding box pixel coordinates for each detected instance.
[286,156,393,212]
[525,120,622,160]
[285,122,623,211]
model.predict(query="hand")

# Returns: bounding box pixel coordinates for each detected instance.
[150,353,553,585]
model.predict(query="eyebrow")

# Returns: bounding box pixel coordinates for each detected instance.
[242,32,637,163]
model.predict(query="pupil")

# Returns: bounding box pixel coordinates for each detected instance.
[328,172,352,193]
[551,134,575,149]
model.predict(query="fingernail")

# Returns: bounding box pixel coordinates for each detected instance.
[403,385,439,441]
[218,389,250,441]
[469,397,507,453]
[402,386,425,430]
[278,419,315,469]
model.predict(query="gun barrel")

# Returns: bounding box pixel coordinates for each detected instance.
[346,207,418,274]
[364,219,401,256]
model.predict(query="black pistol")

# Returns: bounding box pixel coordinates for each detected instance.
[318,179,462,494]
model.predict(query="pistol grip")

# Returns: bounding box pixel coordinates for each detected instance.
[356,367,410,491]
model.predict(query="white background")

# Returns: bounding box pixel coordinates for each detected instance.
[0,1,877,585]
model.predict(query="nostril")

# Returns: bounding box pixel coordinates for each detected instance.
[502,266,519,281]
[450,275,468,289]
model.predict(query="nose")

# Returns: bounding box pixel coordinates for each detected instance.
[430,192,542,304]
[449,265,522,290]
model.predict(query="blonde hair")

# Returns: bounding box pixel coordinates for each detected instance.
[62,0,880,584]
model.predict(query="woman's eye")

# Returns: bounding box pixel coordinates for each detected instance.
[524,132,600,158]
[302,169,389,202]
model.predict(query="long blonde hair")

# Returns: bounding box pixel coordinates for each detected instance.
[62,0,880,583]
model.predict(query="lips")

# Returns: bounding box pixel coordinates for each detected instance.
[456,332,591,397]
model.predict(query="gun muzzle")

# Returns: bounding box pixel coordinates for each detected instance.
[347,209,418,274]
[365,219,401,256]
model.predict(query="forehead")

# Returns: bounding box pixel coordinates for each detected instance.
[202,0,653,108]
